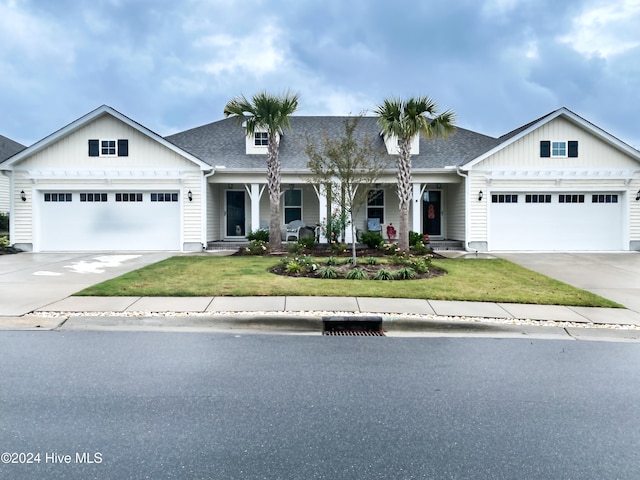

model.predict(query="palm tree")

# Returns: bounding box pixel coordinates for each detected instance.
[375,96,456,251]
[224,91,300,251]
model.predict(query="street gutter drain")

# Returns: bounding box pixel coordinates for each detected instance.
[322,316,385,336]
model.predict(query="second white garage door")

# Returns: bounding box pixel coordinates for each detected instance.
[489,192,624,251]
[38,191,181,251]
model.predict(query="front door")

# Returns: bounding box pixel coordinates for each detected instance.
[422,190,441,236]
[226,190,245,237]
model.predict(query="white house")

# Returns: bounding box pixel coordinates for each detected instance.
[1,105,639,252]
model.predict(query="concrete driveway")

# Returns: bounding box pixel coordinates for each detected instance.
[497,252,640,314]
[0,252,174,316]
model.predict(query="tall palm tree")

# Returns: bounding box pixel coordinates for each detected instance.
[375,96,456,251]
[224,91,300,251]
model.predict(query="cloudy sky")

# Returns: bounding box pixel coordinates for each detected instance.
[2,0,640,148]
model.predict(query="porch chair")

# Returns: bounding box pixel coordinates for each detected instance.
[285,220,306,241]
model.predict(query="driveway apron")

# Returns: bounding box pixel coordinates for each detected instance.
[0,252,174,316]
[496,252,640,314]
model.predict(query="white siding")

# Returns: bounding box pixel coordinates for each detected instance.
[479,117,640,170]
[445,183,465,241]
[10,114,205,251]
[0,174,8,214]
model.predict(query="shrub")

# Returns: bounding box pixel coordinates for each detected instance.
[345,268,368,280]
[366,257,378,265]
[287,242,305,254]
[395,267,416,280]
[409,231,423,247]
[383,243,399,255]
[318,266,338,279]
[373,269,394,281]
[326,256,338,266]
[246,228,269,242]
[286,261,302,274]
[329,242,347,255]
[343,257,355,264]
[0,235,9,251]
[410,240,432,255]
[360,231,384,249]
[244,240,269,255]
[406,255,432,274]
[297,236,316,250]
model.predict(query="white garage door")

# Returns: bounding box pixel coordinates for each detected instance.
[38,191,181,251]
[489,192,624,251]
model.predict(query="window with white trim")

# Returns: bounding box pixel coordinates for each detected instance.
[254,132,268,146]
[80,193,108,202]
[367,189,385,222]
[44,193,72,202]
[88,139,128,157]
[283,189,302,223]
[552,141,566,157]
[540,140,578,158]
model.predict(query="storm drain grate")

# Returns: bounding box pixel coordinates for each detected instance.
[322,316,385,336]
[323,329,385,336]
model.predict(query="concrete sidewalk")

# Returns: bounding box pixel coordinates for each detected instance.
[1,295,639,342]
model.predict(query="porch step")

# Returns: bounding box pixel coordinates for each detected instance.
[430,240,464,251]
[206,239,465,252]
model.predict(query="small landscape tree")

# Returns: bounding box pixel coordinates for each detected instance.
[306,116,389,263]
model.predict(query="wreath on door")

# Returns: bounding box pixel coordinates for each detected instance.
[427,204,436,220]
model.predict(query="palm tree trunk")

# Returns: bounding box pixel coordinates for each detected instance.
[267,135,283,251]
[396,140,413,251]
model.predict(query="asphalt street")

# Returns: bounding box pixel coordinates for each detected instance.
[1,331,639,479]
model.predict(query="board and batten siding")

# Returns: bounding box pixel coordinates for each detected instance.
[478,117,639,170]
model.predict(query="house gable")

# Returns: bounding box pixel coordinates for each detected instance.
[463,108,640,172]
[4,105,211,172]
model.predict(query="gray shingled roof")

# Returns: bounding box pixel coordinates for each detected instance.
[166,116,501,170]
[0,134,26,164]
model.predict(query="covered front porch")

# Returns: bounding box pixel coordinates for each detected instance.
[205,172,465,244]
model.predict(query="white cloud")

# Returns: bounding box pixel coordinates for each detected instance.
[0,0,75,67]
[559,0,640,58]
[193,24,287,77]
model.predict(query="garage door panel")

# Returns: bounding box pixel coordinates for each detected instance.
[39,191,180,251]
[489,192,623,251]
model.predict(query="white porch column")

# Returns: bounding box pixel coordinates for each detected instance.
[249,183,261,232]
[315,185,328,243]
[412,183,422,233]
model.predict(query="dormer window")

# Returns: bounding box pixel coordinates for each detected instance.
[254,132,268,146]
[382,133,419,155]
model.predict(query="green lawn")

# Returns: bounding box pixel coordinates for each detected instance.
[74,256,621,307]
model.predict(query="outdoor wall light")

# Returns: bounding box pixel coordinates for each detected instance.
[289,184,294,191]
[188,190,193,202]
[636,189,640,201]
[227,184,234,189]
[20,190,26,202]
[478,190,484,201]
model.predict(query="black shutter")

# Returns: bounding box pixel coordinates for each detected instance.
[117,139,128,157]
[568,141,578,157]
[88,139,99,157]
[540,141,550,157]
